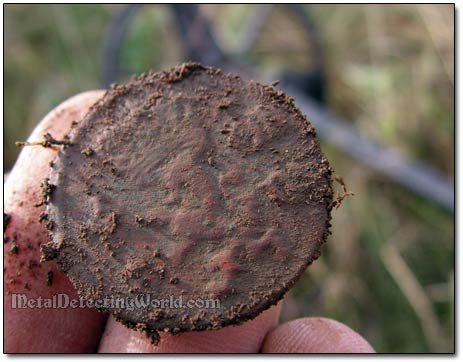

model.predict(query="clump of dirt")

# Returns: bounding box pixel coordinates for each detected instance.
[4,212,11,232]
[9,239,18,255]
[46,270,54,287]
[40,62,334,344]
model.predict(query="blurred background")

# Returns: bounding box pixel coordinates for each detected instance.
[4,4,454,352]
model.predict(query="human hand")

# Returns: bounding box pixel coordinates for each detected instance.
[4,91,374,353]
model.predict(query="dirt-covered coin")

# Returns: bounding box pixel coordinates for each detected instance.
[41,62,333,343]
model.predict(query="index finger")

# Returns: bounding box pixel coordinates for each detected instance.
[4,90,107,353]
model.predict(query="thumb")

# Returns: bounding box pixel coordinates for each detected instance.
[261,317,375,353]
[98,302,281,353]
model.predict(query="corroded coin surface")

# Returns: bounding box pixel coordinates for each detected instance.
[42,63,333,343]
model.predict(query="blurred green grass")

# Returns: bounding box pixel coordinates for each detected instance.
[4,4,454,353]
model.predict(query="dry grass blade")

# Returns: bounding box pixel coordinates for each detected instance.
[380,242,448,352]
[417,4,454,85]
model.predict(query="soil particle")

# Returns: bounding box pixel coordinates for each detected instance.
[46,270,54,287]
[38,212,49,224]
[9,239,18,255]
[34,178,56,207]
[81,147,94,157]
[4,213,11,232]
[40,242,58,262]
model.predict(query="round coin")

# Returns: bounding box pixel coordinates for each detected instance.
[42,63,333,343]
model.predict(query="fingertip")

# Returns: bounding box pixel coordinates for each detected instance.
[261,317,375,353]
[4,90,107,352]
[28,90,106,139]
[6,90,106,193]
[99,303,282,353]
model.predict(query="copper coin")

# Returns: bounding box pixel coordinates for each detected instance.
[42,63,333,343]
